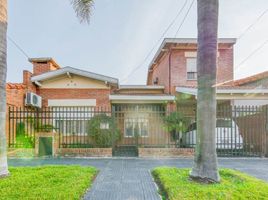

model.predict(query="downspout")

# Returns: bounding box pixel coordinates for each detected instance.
[168,49,173,95]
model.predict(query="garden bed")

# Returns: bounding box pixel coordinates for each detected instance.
[152,167,268,200]
[0,166,98,200]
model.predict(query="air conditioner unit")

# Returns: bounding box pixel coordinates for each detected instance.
[25,92,42,108]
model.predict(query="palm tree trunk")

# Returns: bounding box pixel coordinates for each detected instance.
[0,0,9,178]
[190,0,220,183]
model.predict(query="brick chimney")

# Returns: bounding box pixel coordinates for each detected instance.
[23,70,36,92]
[29,57,61,76]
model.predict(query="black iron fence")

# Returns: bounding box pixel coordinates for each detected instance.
[7,104,268,157]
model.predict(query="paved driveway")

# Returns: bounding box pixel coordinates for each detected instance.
[8,158,268,200]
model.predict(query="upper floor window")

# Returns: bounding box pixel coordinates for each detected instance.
[186,58,197,80]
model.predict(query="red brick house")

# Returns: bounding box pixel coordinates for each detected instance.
[7,58,118,108]
[6,57,175,152]
[147,38,268,107]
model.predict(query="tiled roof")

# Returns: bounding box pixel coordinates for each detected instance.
[6,83,26,89]
[178,85,261,90]
[218,71,268,87]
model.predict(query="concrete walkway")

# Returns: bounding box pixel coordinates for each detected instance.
[8,158,268,200]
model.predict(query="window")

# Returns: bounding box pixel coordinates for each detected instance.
[100,122,109,130]
[186,58,197,80]
[124,118,148,137]
[55,120,88,135]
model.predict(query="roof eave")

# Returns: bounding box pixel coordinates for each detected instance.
[31,67,119,86]
[148,38,237,70]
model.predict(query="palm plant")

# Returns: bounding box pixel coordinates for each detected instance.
[162,112,189,147]
[70,0,94,23]
[190,0,220,183]
[0,0,94,178]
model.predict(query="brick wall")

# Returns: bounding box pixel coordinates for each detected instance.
[6,70,37,108]
[138,148,194,157]
[148,52,170,93]
[6,86,25,107]
[37,88,111,107]
[23,70,37,93]
[148,47,234,95]
[57,148,112,157]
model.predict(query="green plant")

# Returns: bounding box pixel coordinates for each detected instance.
[16,122,26,136]
[162,112,189,146]
[15,135,34,148]
[15,122,34,148]
[0,166,98,200]
[152,167,268,200]
[87,114,121,147]
[40,124,54,132]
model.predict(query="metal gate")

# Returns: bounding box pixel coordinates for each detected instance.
[39,137,53,156]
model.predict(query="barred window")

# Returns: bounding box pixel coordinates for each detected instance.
[55,120,88,135]
[124,118,148,137]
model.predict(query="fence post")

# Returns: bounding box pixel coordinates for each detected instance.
[7,106,10,148]
[264,105,268,157]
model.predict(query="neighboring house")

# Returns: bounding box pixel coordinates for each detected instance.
[7,58,118,108]
[147,38,268,107]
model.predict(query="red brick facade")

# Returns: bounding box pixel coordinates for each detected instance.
[30,58,60,76]
[147,44,234,94]
[6,58,113,108]
[6,84,26,107]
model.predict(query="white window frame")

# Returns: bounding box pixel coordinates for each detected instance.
[186,57,197,80]
[124,118,149,138]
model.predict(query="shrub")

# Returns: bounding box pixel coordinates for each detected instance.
[162,112,189,145]
[87,114,121,147]
[15,122,34,148]
[40,124,54,132]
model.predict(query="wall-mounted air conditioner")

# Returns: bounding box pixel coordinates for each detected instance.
[25,92,42,108]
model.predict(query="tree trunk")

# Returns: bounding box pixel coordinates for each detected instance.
[0,0,9,178]
[190,0,220,183]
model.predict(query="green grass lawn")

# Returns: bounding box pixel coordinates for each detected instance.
[152,167,268,200]
[0,165,98,200]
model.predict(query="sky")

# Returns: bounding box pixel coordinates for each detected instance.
[7,0,268,84]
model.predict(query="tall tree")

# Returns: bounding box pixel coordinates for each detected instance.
[190,0,220,183]
[0,0,94,178]
[0,0,8,178]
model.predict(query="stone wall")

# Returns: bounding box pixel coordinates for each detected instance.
[138,148,194,157]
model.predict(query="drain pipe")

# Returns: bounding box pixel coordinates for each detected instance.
[168,49,173,94]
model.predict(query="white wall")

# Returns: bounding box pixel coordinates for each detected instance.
[41,75,109,89]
